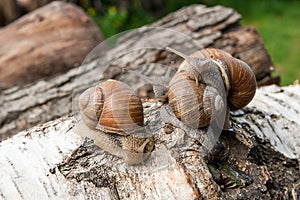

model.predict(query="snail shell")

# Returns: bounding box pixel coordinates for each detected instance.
[166,47,257,130]
[217,57,257,111]
[78,79,154,165]
[168,72,223,128]
[79,80,144,134]
[177,48,232,72]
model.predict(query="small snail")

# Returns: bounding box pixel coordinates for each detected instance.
[77,79,154,165]
[165,47,257,130]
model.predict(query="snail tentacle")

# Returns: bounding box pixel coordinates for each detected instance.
[135,138,151,153]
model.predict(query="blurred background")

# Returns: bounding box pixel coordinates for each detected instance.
[1,0,299,86]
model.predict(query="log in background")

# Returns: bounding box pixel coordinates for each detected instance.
[0,3,279,141]
[0,1,103,89]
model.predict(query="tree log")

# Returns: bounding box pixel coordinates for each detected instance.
[0,5,279,141]
[0,84,299,199]
[0,0,21,26]
[0,1,103,89]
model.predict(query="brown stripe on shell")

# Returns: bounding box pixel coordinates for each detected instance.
[98,80,144,135]
[178,48,232,72]
[94,86,104,120]
[219,57,257,111]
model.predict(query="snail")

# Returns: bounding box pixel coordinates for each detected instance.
[77,79,154,165]
[165,47,257,130]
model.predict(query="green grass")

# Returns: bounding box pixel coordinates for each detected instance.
[88,0,300,86]
[203,0,300,85]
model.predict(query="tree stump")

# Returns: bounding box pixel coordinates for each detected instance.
[0,4,279,141]
[0,84,299,199]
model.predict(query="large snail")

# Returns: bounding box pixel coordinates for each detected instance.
[165,47,257,130]
[77,79,154,165]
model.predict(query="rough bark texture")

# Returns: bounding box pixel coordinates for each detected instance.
[0,1,103,89]
[0,5,278,141]
[0,84,299,199]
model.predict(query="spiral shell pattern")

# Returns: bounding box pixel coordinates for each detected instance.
[79,80,144,135]
[218,57,257,111]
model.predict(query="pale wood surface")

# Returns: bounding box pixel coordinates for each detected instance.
[0,84,299,199]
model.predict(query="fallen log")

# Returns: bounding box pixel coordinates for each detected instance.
[0,5,278,143]
[0,84,299,199]
[0,1,103,89]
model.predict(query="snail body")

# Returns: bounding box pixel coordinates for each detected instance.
[78,79,154,165]
[166,47,257,130]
